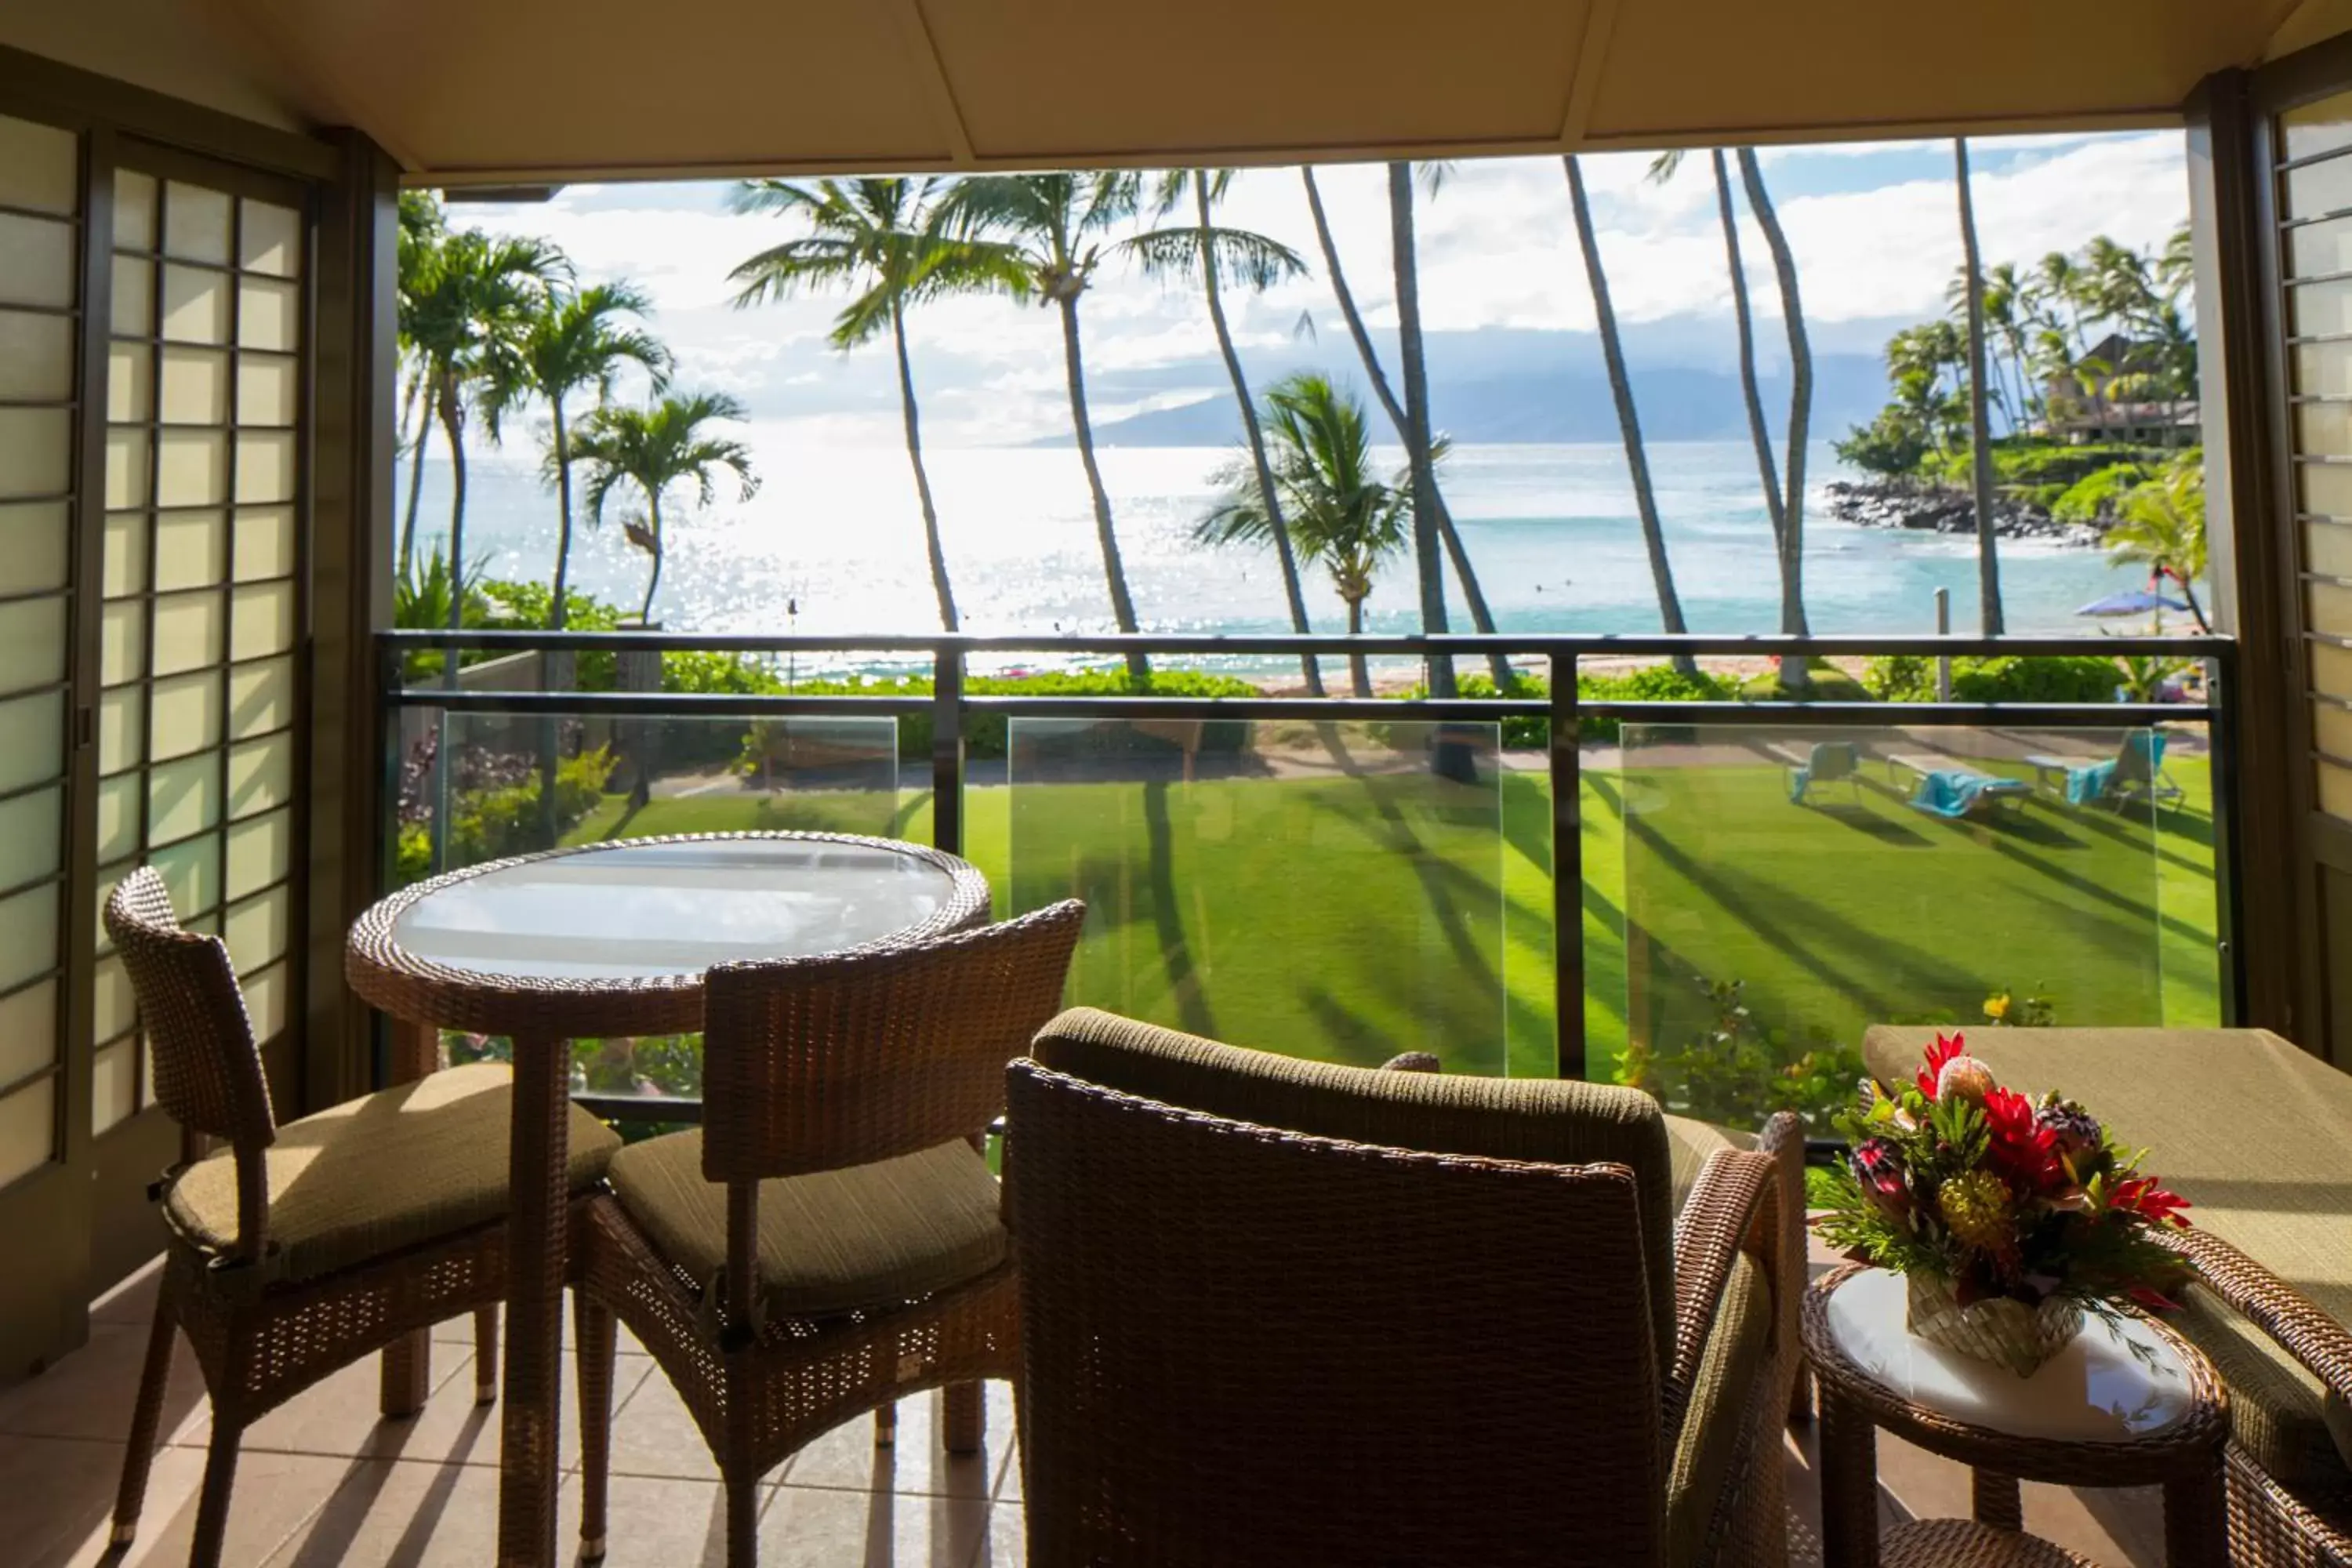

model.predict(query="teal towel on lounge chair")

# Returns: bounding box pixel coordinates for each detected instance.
[2064,758,2119,806]
[1910,768,2028,819]
[1788,742,1860,804]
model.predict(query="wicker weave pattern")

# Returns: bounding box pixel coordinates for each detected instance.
[106,867,276,1152]
[1005,1059,1670,1566]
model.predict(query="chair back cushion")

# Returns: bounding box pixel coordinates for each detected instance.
[1005,1058,1665,1566]
[103,866,274,1148]
[1028,1006,1679,1359]
[699,901,1085,1181]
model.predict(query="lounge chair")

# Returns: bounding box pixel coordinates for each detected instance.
[2026,730,2184,809]
[1885,752,2032,819]
[1775,739,1863,804]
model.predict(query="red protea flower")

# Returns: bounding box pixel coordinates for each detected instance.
[1915,1032,1966,1099]
[2111,1175,2193,1229]
[1850,1137,1911,1220]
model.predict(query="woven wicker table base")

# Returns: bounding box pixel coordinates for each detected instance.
[1881,1519,2098,1567]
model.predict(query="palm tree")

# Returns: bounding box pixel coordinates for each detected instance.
[394,191,446,579]
[570,391,760,622]
[485,282,671,630]
[1564,155,1697,677]
[728,177,1022,633]
[939,172,1149,678]
[2108,455,2209,630]
[1387,162,1456,697]
[1195,373,1417,697]
[401,229,568,638]
[1734,147,1816,643]
[1954,138,2004,633]
[1138,169,1323,693]
[1298,167,1511,690]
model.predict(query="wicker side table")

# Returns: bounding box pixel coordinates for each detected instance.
[1804,1263,2229,1568]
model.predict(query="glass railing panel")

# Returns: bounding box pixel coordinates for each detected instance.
[1606,721,2206,1134]
[1004,717,1511,1073]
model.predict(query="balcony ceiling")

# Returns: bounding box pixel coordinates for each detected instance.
[35,0,2348,181]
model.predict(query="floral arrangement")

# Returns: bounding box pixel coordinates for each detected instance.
[1816,1033,2191,1367]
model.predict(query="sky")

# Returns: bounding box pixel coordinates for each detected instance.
[453,130,2192,451]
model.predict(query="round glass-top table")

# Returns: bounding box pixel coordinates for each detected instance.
[1803,1263,2228,1568]
[345,833,989,1568]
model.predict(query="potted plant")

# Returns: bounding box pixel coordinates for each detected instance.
[1816,1033,2192,1375]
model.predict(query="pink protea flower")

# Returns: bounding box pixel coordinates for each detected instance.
[1850,1137,1911,1220]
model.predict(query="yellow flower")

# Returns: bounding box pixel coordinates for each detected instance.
[1984,993,2012,1022]
[1936,1171,2014,1252]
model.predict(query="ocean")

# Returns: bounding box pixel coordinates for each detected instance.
[405,430,2161,677]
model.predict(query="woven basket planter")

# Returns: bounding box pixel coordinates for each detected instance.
[1905,1273,2084,1377]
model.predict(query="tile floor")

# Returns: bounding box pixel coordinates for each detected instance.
[0,1254,2169,1566]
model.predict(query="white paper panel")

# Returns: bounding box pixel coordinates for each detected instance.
[234,506,296,581]
[238,277,299,353]
[0,213,75,312]
[147,753,221,845]
[91,1039,135,1136]
[96,774,138,862]
[0,786,60,891]
[108,342,154,423]
[163,183,232,266]
[0,978,56,1087]
[235,431,296,504]
[90,956,135,1043]
[159,346,230,425]
[0,885,58,993]
[114,170,157,252]
[99,688,143,775]
[239,200,301,278]
[225,809,289,901]
[160,263,229,345]
[227,733,292,819]
[153,830,221,915]
[105,428,151,510]
[0,408,71,499]
[235,354,298,428]
[223,887,288,974]
[228,656,291,739]
[0,691,63,795]
[100,601,143,686]
[111,255,154,336]
[150,670,223,760]
[0,597,67,695]
[154,510,227,592]
[0,1075,56,1189]
[0,114,77,216]
[156,430,227,506]
[0,309,71,401]
[152,589,223,676]
[230,581,293,660]
[243,962,285,1038]
[0,502,70,597]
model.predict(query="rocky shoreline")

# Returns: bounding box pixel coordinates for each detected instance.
[1824,477,2104,547]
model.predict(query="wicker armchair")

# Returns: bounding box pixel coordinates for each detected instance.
[572,899,1087,1567]
[1007,1007,1802,1567]
[101,867,622,1568]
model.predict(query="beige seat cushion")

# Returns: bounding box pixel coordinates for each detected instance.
[1664,1114,1757,1214]
[1864,1025,2352,1492]
[606,1130,1007,1319]
[166,1062,622,1283]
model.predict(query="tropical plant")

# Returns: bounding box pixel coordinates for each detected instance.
[1298,166,1511,690]
[1195,372,1417,697]
[938,172,1152,677]
[1139,169,1323,693]
[1955,138,2005,634]
[728,176,1025,633]
[1387,161,1457,696]
[485,282,671,630]
[1564,154,1697,677]
[2107,454,2209,630]
[569,391,760,622]
[394,191,447,578]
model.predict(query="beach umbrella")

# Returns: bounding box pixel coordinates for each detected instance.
[2076,587,2190,617]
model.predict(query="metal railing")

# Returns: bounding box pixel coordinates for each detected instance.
[378,628,2244,1116]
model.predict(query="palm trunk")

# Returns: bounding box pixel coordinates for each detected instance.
[1388,162,1456,699]
[1057,292,1148,682]
[1305,169,1509,688]
[1345,594,1370,697]
[1955,139,2005,635]
[1566,156,1696,677]
[892,299,958,632]
[2180,576,2210,633]
[549,391,575,630]
[1200,174,1320,695]
[1737,147,1811,641]
[639,492,663,623]
[437,367,468,660]
[399,373,435,580]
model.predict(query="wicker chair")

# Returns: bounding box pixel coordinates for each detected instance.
[1007,1007,1803,1568]
[101,866,622,1568]
[572,899,1087,1566]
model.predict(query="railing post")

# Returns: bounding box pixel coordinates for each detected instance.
[932,645,964,860]
[2207,648,2248,1025]
[1549,651,1585,1079]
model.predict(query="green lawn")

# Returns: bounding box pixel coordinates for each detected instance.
[550,740,2220,1109]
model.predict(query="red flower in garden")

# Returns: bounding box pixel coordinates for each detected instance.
[2111,1175,2193,1229]
[1916,1032,1966,1099]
